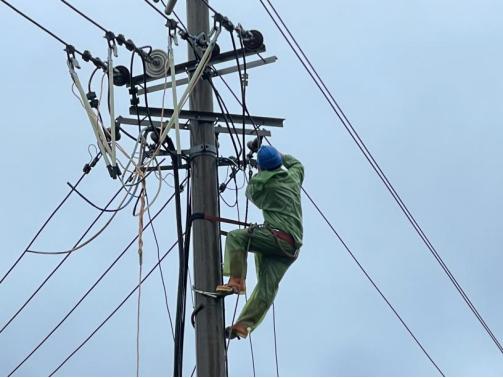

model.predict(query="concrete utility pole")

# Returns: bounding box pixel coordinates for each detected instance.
[187,0,227,376]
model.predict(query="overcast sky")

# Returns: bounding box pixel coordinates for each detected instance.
[1,0,503,376]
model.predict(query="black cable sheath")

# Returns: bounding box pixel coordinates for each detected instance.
[0,0,82,54]
[49,239,180,376]
[172,154,188,377]
[0,186,123,336]
[7,186,183,376]
[0,158,96,285]
[59,0,108,33]
[260,0,503,356]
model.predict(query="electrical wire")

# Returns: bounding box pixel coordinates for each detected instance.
[146,192,175,341]
[259,0,503,356]
[25,187,132,255]
[7,185,183,376]
[59,0,108,33]
[0,186,123,336]
[272,301,279,377]
[0,156,99,285]
[244,293,256,377]
[48,238,180,377]
[0,0,83,54]
[301,188,445,376]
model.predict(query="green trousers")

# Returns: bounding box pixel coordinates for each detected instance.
[223,226,298,332]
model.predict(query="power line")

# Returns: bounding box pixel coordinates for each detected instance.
[146,192,176,341]
[193,3,443,371]
[0,0,80,53]
[59,0,107,33]
[0,186,124,336]
[272,301,279,377]
[0,0,108,71]
[301,188,445,376]
[7,185,184,376]
[0,155,100,285]
[259,0,503,355]
[48,238,180,376]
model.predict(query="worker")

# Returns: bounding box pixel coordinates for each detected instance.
[216,145,304,339]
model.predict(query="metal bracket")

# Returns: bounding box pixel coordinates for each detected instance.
[188,144,217,159]
[137,56,277,95]
[116,116,272,137]
[128,45,266,86]
[129,107,284,128]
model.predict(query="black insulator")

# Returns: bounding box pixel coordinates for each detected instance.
[116,34,126,46]
[211,43,221,59]
[125,39,135,51]
[113,65,130,86]
[105,30,115,41]
[179,31,189,41]
[86,91,97,100]
[105,126,121,142]
[82,50,92,62]
[65,44,76,56]
[215,13,234,32]
[242,30,264,50]
[165,18,178,31]
[92,57,106,70]
[130,97,140,106]
[83,163,91,174]
[89,98,99,108]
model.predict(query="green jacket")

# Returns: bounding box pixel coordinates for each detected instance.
[246,154,304,247]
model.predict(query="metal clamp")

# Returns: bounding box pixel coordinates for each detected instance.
[188,144,217,160]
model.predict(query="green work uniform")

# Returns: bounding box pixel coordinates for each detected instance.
[223,154,304,332]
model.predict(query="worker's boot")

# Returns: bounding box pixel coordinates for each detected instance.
[225,322,250,340]
[216,276,246,295]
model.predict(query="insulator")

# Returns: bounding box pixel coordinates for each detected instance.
[113,65,130,86]
[242,30,264,50]
[145,49,169,78]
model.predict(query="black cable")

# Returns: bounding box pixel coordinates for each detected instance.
[172,155,189,377]
[48,238,180,377]
[217,75,261,140]
[301,188,445,376]
[7,185,184,376]
[146,192,175,341]
[0,0,82,54]
[210,80,242,159]
[260,0,503,355]
[272,301,279,377]
[229,32,247,169]
[66,183,131,213]
[87,67,100,93]
[143,0,185,34]
[198,0,218,14]
[0,155,100,285]
[0,186,124,336]
[59,0,107,33]
[243,171,256,376]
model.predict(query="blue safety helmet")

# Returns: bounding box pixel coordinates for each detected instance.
[257,145,283,171]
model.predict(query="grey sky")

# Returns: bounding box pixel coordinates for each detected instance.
[1,0,503,376]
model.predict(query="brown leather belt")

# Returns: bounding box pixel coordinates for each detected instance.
[271,229,295,248]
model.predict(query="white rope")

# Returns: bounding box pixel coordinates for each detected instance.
[107,42,117,170]
[67,59,113,166]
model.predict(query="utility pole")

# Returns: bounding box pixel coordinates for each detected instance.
[187,0,227,376]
